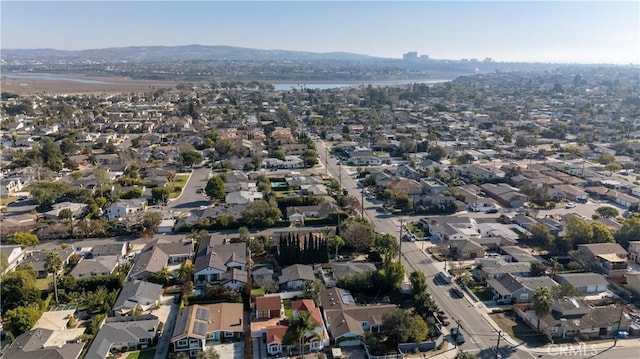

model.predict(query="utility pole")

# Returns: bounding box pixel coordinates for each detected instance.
[614,304,625,346]
[495,330,502,359]
[453,319,462,348]
[398,219,403,263]
[361,187,365,218]
[325,147,328,174]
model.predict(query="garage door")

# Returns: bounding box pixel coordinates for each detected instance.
[587,285,596,293]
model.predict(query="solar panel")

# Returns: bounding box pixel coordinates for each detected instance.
[196,308,208,321]
[193,321,207,336]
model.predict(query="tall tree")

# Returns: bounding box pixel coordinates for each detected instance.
[205,176,226,202]
[532,287,553,331]
[283,311,317,359]
[45,252,63,304]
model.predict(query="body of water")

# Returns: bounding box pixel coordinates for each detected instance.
[2,73,451,89]
[272,79,451,91]
[2,73,119,84]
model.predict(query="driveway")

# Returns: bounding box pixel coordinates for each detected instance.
[153,296,179,359]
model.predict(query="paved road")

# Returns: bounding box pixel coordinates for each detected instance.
[167,167,213,211]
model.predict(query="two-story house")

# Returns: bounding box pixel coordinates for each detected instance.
[171,303,244,358]
[193,236,247,288]
[576,243,628,279]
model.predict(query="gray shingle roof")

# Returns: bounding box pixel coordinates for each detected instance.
[279,264,315,284]
[113,280,163,312]
[84,316,158,359]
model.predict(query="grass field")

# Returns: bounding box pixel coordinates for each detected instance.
[35,277,52,291]
[471,286,493,301]
[168,174,190,199]
[126,349,156,359]
[0,197,19,206]
[251,288,265,297]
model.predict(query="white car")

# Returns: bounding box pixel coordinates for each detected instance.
[565,202,576,209]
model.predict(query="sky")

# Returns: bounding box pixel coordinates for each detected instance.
[1,1,639,64]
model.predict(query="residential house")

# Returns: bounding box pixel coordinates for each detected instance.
[555,273,609,295]
[625,272,640,298]
[517,297,631,340]
[193,236,247,288]
[499,246,540,263]
[129,238,194,281]
[550,184,588,202]
[511,214,539,232]
[0,177,22,197]
[289,299,329,352]
[322,262,377,288]
[112,280,163,315]
[2,327,85,359]
[319,287,397,347]
[42,201,88,219]
[474,258,533,282]
[279,264,316,290]
[480,183,526,208]
[265,325,290,356]
[422,217,480,242]
[91,242,128,259]
[0,213,37,237]
[69,255,119,279]
[386,177,423,196]
[0,244,25,274]
[225,190,263,206]
[628,241,640,264]
[254,294,283,320]
[252,265,275,285]
[171,303,244,357]
[286,202,339,225]
[449,239,487,259]
[85,315,160,359]
[106,198,147,220]
[537,217,564,237]
[220,268,248,291]
[420,177,448,194]
[19,248,74,278]
[487,273,558,304]
[396,164,421,181]
[576,243,628,279]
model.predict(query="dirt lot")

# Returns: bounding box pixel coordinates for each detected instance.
[1,75,177,95]
[489,311,548,347]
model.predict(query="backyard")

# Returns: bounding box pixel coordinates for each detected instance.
[489,310,547,346]
[126,349,156,359]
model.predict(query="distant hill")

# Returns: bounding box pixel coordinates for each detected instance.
[1,45,382,62]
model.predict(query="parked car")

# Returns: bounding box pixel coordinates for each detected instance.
[174,294,182,303]
[451,287,465,298]
[437,311,451,326]
[565,202,576,209]
[451,327,466,344]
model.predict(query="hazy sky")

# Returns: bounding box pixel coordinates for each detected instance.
[2,1,639,64]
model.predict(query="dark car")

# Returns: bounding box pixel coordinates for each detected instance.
[451,327,466,344]
[174,294,182,303]
[451,287,465,298]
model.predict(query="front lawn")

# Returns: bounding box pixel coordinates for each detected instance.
[126,349,156,359]
[168,174,190,199]
[406,222,425,238]
[251,288,265,297]
[471,286,493,301]
[35,277,52,291]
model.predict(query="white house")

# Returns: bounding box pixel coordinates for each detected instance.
[225,190,263,206]
[193,237,247,287]
[106,198,147,219]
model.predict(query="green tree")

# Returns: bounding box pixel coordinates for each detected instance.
[205,176,226,201]
[455,352,478,359]
[59,208,74,236]
[4,305,41,336]
[1,269,42,313]
[596,206,619,218]
[29,181,69,208]
[9,232,39,247]
[180,150,204,167]
[340,220,374,253]
[45,252,63,304]
[241,200,282,228]
[551,282,583,298]
[283,311,318,359]
[564,216,593,245]
[427,145,447,161]
[530,262,547,276]
[381,309,427,347]
[596,152,615,165]
[374,233,399,262]
[615,216,640,248]
[302,279,325,305]
[532,287,553,331]
[374,260,405,292]
[272,149,285,161]
[605,162,622,175]
[529,223,551,242]
[329,235,344,260]
[590,222,614,243]
[177,259,194,283]
[142,212,162,234]
[151,186,170,205]
[409,271,427,295]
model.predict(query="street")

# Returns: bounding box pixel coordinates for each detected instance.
[167,167,213,211]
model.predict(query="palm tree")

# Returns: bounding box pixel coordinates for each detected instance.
[45,252,63,304]
[532,287,553,331]
[330,235,344,261]
[283,311,318,359]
